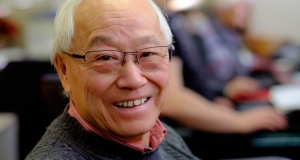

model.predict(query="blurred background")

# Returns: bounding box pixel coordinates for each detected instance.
[0,0,300,160]
[0,0,61,65]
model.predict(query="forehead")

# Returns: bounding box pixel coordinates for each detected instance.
[73,0,162,45]
[76,0,155,16]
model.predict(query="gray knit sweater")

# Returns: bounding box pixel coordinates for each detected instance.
[25,106,200,160]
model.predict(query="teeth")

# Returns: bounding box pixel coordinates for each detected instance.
[128,101,133,107]
[134,100,140,105]
[116,98,148,107]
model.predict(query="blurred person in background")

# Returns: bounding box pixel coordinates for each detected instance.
[156,0,288,158]
[158,0,287,134]
[185,0,264,102]
[196,0,300,90]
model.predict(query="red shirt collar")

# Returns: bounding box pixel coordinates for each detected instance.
[68,99,167,152]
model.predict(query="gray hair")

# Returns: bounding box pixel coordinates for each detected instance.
[51,0,173,64]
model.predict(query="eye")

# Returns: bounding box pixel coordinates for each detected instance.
[92,52,120,61]
[141,52,155,57]
[98,55,112,60]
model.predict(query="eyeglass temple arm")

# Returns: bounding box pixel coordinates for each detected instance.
[169,45,175,61]
[62,51,85,59]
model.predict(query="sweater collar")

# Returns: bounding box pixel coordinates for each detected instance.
[68,99,167,152]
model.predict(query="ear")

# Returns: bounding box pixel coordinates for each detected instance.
[54,53,71,93]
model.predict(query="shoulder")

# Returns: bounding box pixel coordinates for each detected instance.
[25,122,86,160]
[162,122,188,147]
[25,113,88,160]
[161,122,200,160]
[25,134,86,160]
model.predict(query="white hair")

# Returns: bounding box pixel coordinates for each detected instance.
[51,0,173,64]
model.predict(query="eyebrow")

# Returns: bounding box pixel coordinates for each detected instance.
[89,35,163,48]
[89,36,111,48]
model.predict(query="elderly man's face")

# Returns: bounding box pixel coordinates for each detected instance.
[57,0,170,141]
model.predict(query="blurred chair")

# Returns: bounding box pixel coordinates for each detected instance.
[0,113,18,160]
[40,73,68,120]
[0,60,57,160]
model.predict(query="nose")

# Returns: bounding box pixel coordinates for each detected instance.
[116,55,147,90]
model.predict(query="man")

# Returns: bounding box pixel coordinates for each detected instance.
[25,0,199,159]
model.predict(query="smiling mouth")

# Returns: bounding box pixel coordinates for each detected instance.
[115,97,149,108]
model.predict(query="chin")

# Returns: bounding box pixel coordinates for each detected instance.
[117,118,157,137]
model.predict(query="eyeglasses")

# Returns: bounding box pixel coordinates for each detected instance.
[62,45,174,74]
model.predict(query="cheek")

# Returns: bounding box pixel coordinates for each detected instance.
[155,70,170,111]
[84,74,116,98]
[152,69,170,91]
[161,66,170,84]
[82,74,116,115]
[160,72,170,87]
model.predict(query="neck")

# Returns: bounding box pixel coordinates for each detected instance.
[109,131,151,148]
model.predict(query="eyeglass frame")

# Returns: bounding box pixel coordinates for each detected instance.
[61,45,175,66]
